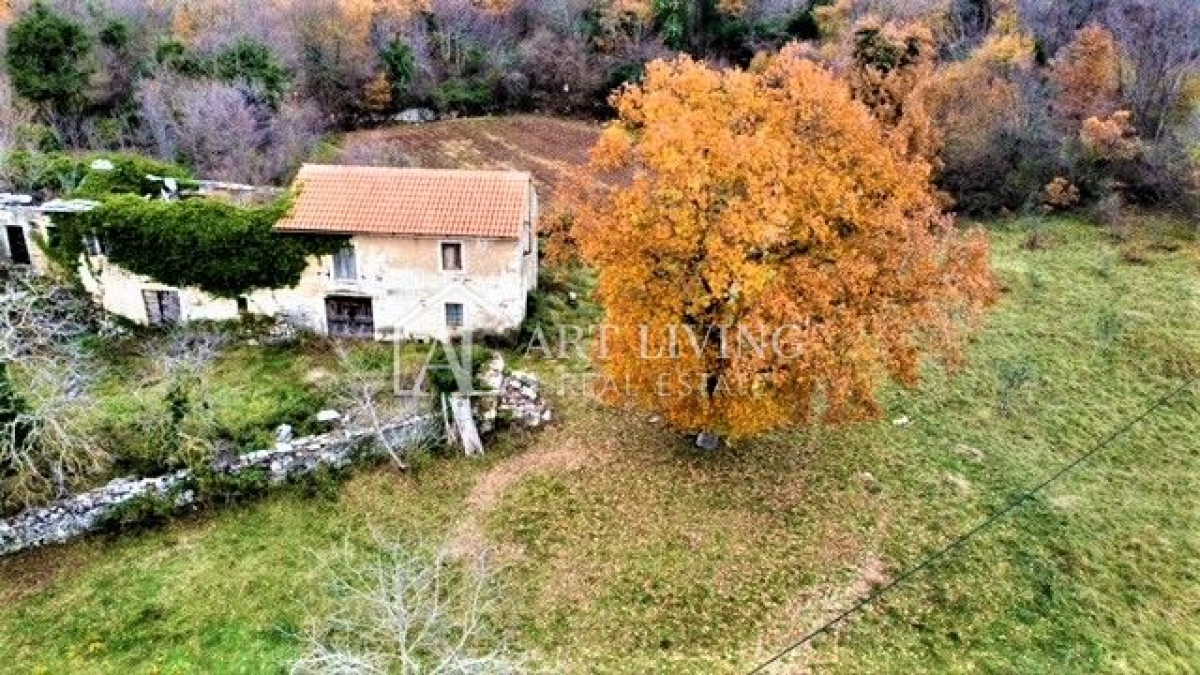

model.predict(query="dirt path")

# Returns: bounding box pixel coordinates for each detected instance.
[447,433,612,559]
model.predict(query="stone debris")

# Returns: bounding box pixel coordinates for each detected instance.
[391,108,438,124]
[472,354,551,433]
[262,318,300,344]
[303,367,331,384]
[0,415,435,557]
[0,472,191,558]
[498,369,550,428]
[275,423,294,443]
[316,409,342,423]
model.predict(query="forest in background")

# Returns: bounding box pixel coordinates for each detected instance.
[0,0,1199,216]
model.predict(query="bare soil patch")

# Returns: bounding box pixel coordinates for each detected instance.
[336,115,602,206]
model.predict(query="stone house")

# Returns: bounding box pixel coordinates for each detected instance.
[77,165,539,340]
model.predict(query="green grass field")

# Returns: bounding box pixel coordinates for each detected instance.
[1,216,1197,673]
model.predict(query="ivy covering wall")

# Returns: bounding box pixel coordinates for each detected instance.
[41,154,346,298]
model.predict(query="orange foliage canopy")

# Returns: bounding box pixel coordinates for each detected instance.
[916,30,1035,180]
[846,19,941,166]
[561,49,996,439]
[1051,25,1123,128]
[1081,110,1141,161]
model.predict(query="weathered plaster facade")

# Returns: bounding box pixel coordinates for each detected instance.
[79,230,538,340]
[74,167,540,340]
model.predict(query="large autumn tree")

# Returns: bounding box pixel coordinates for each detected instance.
[561,48,996,440]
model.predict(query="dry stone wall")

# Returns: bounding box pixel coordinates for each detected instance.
[0,415,435,557]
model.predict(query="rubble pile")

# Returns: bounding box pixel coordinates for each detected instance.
[498,370,551,428]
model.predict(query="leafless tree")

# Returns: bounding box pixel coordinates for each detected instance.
[135,72,179,163]
[743,0,810,24]
[0,269,109,508]
[1018,0,1110,55]
[1104,0,1200,141]
[518,27,607,115]
[261,99,325,182]
[175,0,299,71]
[429,0,521,79]
[855,0,952,23]
[0,269,98,364]
[293,540,524,675]
[283,0,378,126]
[514,0,586,37]
[136,74,267,182]
[137,72,323,184]
[172,83,267,183]
[330,340,427,470]
[0,350,107,508]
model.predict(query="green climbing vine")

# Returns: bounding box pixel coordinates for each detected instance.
[38,153,346,298]
[55,195,345,298]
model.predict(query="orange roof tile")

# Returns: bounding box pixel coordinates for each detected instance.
[275,165,533,239]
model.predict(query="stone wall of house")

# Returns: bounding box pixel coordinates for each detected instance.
[0,415,436,557]
[78,232,537,341]
[0,207,55,274]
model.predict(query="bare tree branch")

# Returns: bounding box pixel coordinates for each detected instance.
[330,340,427,470]
[292,539,524,675]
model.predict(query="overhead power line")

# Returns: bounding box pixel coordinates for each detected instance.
[748,377,1197,674]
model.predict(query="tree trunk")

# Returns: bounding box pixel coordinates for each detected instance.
[695,431,721,451]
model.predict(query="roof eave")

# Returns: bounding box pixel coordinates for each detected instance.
[274,226,521,240]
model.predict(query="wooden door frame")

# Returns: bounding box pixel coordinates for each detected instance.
[325,295,375,338]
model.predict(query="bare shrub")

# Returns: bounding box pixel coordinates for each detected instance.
[0,354,109,510]
[292,540,523,675]
[136,73,324,184]
[141,327,235,471]
[0,269,110,508]
[331,340,429,470]
[1092,192,1128,240]
[0,269,98,363]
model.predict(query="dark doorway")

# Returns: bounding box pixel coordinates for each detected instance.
[326,296,374,337]
[142,289,181,326]
[5,226,30,265]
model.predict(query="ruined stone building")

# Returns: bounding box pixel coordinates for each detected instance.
[3,165,539,340]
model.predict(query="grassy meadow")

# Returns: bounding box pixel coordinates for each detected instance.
[1,215,1198,673]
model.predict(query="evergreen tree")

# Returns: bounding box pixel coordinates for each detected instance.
[4,2,93,112]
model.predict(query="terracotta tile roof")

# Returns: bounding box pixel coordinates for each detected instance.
[275,164,533,239]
